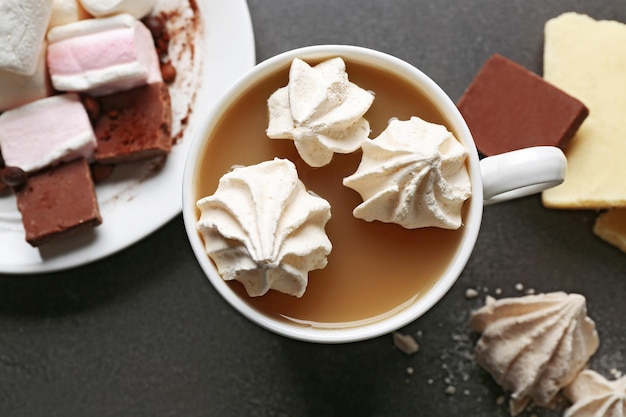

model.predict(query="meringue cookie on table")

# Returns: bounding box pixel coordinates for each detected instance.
[343,116,471,229]
[470,292,600,416]
[564,370,626,417]
[196,158,332,298]
[267,57,374,167]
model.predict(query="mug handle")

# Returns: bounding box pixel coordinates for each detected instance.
[480,146,567,205]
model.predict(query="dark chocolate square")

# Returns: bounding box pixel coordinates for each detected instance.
[457,54,589,156]
[16,158,102,247]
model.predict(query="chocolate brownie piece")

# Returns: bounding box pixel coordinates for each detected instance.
[457,54,589,156]
[16,158,102,247]
[94,82,172,164]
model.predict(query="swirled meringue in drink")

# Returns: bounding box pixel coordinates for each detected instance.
[196,158,332,298]
[343,116,471,229]
[470,292,600,416]
[266,57,374,167]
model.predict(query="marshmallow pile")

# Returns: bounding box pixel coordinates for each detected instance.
[0,0,164,174]
[0,0,159,112]
[0,0,179,246]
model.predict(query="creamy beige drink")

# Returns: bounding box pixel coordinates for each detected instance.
[192,57,469,328]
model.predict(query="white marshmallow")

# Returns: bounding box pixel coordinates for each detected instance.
[48,0,90,29]
[0,0,54,75]
[79,0,157,19]
[0,46,51,112]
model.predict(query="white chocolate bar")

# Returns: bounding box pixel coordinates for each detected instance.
[542,13,626,208]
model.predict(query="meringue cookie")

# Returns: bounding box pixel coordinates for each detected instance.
[266,57,374,167]
[343,117,471,229]
[196,158,332,298]
[564,370,626,417]
[470,292,599,416]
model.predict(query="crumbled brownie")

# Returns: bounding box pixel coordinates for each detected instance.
[94,82,172,164]
[16,158,102,247]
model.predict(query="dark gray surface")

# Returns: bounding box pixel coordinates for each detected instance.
[2,1,626,416]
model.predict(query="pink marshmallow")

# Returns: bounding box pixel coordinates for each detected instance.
[0,94,96,173]
[47,13,162,96]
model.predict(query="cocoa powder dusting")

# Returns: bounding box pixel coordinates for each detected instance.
[156,1,202,144]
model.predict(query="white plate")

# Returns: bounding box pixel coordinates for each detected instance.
[0,0,256,274]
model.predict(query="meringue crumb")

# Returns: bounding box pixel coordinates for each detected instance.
[406,366,414,375]
[392,332,420,354]
[514,283,524,291]
[465,288,479,299]
[444,385,457,395]
[496,395,506,405]
[610,368,623,379]
[526,288,536,295]
[494,288,502,295]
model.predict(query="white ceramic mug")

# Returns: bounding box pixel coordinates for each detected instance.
[181,45,566,343]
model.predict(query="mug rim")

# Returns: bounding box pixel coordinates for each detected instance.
[182,44,484,343]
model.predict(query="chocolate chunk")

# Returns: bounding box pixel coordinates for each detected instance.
[94,82,172,164]
[1,166,27,188]
[143,15,166,40]
[457,54,589,156]
[160,62,177,83]
[81,94,101,124]
[16,158,102,247]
